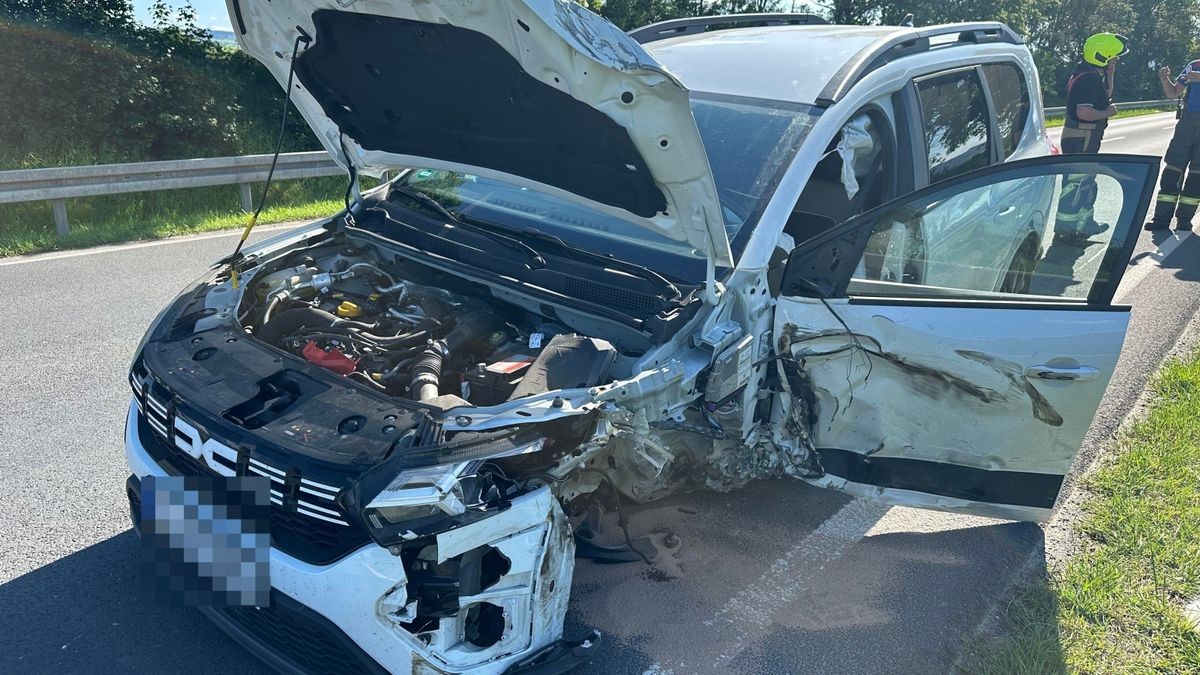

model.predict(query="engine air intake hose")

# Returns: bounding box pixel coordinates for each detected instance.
[411,342,449,401]
[410,310,498,401]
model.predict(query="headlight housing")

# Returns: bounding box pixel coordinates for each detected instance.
[345,431,545,548]
[367,462,471,526]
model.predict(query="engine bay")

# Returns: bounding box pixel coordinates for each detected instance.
[240,241,631,410]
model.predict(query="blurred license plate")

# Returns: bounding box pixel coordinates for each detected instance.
[140,475,271,607]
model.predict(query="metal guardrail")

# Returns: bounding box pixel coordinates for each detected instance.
[0,95,1180,238]
[1044,98,1176,116]
[0,151,344,237]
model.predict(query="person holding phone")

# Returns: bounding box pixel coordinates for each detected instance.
[1146,59,1200,231]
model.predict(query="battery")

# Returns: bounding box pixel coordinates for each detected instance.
[465,350,536,406]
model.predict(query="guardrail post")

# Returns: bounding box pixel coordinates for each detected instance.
[239,182,254,212]
[51,199,69,238]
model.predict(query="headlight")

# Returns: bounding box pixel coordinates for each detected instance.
[366,462,470,527]
[345,432,545,548]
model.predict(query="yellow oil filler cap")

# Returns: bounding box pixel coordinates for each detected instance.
[336,300,363,318]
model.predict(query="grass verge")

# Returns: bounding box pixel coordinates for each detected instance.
[0,176,349,257]
[1045,107,1174,128]
[969,355,1200,673]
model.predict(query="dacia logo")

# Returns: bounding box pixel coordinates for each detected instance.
[173,416,238,477]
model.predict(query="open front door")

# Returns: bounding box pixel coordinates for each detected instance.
[771,155,1158,521]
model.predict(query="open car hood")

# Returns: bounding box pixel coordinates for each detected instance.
[228,0,734,268]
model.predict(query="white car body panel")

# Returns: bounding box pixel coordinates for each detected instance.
[227,0,733,267]
[647,25,901,104]
[772,301,1129,521]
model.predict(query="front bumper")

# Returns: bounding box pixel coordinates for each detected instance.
[124,401,576,674]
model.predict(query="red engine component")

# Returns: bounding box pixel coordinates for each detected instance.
[301,340,358,375]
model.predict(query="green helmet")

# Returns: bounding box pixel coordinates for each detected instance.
[1083,32,1130,67]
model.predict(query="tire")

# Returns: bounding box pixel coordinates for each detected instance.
[1000,238,1038,295]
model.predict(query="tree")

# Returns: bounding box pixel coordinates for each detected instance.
[820,0,1200,104]
[594,0,792,30]
[0,0,316,165]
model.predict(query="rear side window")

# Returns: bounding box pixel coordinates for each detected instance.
[916,69,991,183]
[982,64,1031,159]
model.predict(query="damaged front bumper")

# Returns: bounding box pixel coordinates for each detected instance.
[124,401,593,674]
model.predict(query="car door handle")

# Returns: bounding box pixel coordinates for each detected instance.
[1024,365,1101,382]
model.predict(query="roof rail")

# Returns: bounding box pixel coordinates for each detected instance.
[815,22,1024,108]
[629,13,828,44]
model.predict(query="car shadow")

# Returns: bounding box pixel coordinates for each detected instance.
[1152,230,1200,285]
[0,530,260,675]
[724,522,1064,675]
[568,481,1062,674]
[2,487,1064,675]
[1127,230,1200,279]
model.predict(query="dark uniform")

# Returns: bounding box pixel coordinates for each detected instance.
[1060,62,1112,153]
[1055,63,1111,239]
[1148,60,1200,230]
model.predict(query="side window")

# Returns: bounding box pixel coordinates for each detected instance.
[849,163,1146,302]
[916,69,991,183]
[982,63,1032,159]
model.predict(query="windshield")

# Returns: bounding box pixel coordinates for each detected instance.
[389,94,820,282]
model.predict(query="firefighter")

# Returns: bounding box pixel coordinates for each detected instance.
[1146,59,1200,231]
[1055,33,1129,241]
[1061,33,1127,153]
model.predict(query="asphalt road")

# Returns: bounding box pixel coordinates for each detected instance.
[1,112,1195,674]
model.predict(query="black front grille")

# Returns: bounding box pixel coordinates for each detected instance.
[135,411,372,566]
[213,590,388,675]
[268,508,374,565]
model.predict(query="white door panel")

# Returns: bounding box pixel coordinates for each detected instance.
[774,299,1128,521]
[772,155,1157,521]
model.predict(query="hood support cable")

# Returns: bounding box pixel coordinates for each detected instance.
[228,27,311,288]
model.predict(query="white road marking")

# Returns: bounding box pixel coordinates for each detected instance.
[645,498,890,674]
[1115,230,1192,303]
[0,223,300,269]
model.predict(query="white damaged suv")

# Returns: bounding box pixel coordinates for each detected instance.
[124,2,1159,672]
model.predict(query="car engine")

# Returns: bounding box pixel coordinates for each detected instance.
[241,244,620,411]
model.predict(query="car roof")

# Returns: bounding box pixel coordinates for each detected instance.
[646,22,1032,106]
[645,24,910,105]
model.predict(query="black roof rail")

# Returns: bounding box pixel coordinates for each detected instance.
[629,13,828,44]
[814,22,1024,108]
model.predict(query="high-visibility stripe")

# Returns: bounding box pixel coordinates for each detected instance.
[1055,210,1094,223]
[1179,196,1200,206]
[1158,193,1182,203]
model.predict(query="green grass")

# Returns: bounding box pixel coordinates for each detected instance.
[968,355,1200,673]
[0,176,348,257]
[1045,107,1174,128]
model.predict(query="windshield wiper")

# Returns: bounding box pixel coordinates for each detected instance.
[390,185,546,269]
[390,183,682,300]
[452,214,683,301]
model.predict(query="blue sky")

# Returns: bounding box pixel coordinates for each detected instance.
[133,0,232,31]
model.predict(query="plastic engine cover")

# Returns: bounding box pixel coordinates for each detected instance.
[509,335,617,400]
